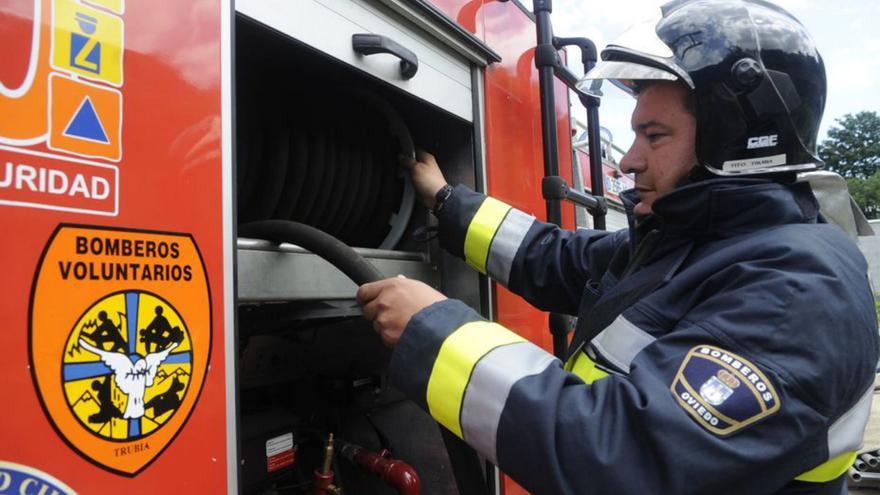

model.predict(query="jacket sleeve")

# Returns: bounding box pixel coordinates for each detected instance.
[436,185,622,315]
[389,297,869,495]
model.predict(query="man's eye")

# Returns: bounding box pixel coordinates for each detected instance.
[647,133,667,143]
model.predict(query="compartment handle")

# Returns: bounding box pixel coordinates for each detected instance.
[352,33,419,79]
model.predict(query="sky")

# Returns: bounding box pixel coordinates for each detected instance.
[550,0,880,158]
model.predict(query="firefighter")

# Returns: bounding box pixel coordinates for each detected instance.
[356,1,878,493]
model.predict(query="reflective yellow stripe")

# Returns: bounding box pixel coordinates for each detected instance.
[795,450,857,482]
[426,321,525,438]
[565,349,609,384]
[464,197,512,274]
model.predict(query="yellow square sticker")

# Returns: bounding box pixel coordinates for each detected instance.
[51,0,124,87]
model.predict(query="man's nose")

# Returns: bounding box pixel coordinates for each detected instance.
[619,145,646,174]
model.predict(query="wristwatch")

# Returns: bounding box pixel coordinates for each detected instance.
[431,184,454,215]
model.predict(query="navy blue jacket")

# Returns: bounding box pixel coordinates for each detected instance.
[390,178,878,495]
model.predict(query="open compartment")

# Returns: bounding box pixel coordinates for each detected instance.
[233,7,489,494]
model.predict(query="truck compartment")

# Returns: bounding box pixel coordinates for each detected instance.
[234,11,485,495]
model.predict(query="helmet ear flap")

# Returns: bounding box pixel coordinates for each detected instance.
[742,71,796,121]
[727,58,801,122]
[740,71,804,157]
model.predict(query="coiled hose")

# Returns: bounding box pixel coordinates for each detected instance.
[237,88,415,250]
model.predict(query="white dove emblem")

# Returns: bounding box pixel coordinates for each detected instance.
[79,339,179,419]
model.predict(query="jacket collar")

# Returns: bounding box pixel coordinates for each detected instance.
[620,178,819,240]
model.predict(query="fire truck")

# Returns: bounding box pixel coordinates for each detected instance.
[20,0,871,493]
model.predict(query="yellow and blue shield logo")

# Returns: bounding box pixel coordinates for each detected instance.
[30,225,212,476]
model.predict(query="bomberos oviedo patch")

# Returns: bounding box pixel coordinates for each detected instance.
[671,345,779,436]
[30,225,212,476]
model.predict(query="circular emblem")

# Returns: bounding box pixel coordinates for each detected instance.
[62,290,193,441]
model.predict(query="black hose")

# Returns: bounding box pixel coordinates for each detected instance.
[239,220,383,285]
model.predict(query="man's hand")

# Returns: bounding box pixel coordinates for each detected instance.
[357,276,447,347]
[401,150,448,209]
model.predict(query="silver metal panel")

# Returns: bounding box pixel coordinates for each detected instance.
[221,0,239,491]
[472,66,513,483]
[236,0,473,121]
[238,238,426,261]
[237,240,439,302]
[473,66,494,322]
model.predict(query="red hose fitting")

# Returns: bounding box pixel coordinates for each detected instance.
[313,433,340,495]
[312,469,334,495]
[349,447,421,495]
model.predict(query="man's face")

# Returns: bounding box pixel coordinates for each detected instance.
[619,81,698,217]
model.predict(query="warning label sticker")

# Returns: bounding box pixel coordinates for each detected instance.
[266,433,296,473]
[0,143,118,216]
[30,225,212,476]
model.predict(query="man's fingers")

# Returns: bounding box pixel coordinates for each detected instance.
[357,277,401,317]
[361,298,380,322]
[356,280,384,305]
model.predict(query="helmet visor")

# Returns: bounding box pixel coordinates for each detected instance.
[606,13,673,59]
[577,60,679,96]
[577,9,692,97]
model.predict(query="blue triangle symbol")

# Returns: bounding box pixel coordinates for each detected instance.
[63,96,110,144]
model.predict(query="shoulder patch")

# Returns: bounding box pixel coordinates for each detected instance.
[671,345,780,436]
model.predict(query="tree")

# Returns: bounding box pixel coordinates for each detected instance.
[818,112,880,218]
[819,111,880,179]
[846,173,880,220]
